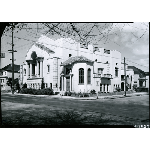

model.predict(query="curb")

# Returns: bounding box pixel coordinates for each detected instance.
[2,92,148,100]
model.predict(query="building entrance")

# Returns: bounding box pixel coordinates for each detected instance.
[66,77,70,91]
[121,82,124,91]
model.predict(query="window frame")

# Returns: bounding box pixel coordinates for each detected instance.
[115,67,118,77]
[98,68,103,74]
[47,65,50,73]
[24,68,26,75]
[100,83,102,92]
[79,68,84,84]
[87,68,91,84]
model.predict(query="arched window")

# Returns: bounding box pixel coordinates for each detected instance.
[87,68,91,84]
[79,68,84,84]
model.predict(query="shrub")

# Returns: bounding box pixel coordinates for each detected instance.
[36,89,41,95]
[41,78,45,89]
[28,88,33,94]
[22,83,27,88]
[136,87,148,92]
[20,87,54,95]
[133,84,137,90]
[90,89,96,94]
[32,89,38,95]
[68,91,72,96]
[64,91,72,96]
[83,93,90,97]
[20,88,28,94]
[116,87,121,92]
[77,92,89,97]
[64,91,67,96]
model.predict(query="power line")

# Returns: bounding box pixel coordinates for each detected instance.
[125,58,149,68]
[3,34,122,60]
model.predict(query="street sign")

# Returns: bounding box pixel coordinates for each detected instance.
[0,53,5,58]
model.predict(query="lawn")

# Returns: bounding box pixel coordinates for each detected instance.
[1,93,149,127]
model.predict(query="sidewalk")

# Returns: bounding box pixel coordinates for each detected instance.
[2,91,149,100]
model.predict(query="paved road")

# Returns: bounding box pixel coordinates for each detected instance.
[1,93,149,124]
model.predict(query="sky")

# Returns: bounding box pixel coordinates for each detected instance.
[1,22,149,72]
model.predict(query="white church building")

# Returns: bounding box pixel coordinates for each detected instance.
[21,35,121,93]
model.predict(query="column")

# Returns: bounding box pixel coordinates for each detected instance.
[40,61,43,78]
[64,77,66,91]
[72,75,74,91]
[102,85,104,93]
[70,74,72,91]
[124,82,125,91]
[30,63,32,78]
[27,63,29,78]
[84,65,87,92]
[37,60,39,77]
[35,63,37,76]
[61,75,64,91]
[108,85,110,93]
[105,84,107,93]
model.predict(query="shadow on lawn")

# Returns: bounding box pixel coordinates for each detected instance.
[1,109,122,127]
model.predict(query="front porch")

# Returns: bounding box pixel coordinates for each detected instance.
[27,78,42,89]
[60,73,73,92]
[138,78,147,87]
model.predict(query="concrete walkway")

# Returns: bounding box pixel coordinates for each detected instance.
[3,92,149,100]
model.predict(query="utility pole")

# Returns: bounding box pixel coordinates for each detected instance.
[124,57,127,96]
[0,34,2,125]
[12,23,14,94]
[8,23,17,94]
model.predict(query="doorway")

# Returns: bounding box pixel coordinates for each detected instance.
[121,82,124,91]
[66,77,70,91]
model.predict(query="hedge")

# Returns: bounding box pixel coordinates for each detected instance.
[20,88,54,95]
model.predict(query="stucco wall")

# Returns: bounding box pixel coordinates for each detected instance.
[23,36,123,93]
[71,62,93,93]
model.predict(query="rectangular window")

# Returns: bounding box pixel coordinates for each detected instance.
[50,83,52,89]
[104,49,110,54]
[121,75,124,80]
[24,69,26,75]
[93,47,99,52]
[48,65,50,73]
[104,84,105,91]
[98,68,103,74]
[114,84,115,90]
[115,67,118,77]
[80,43,88,49]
